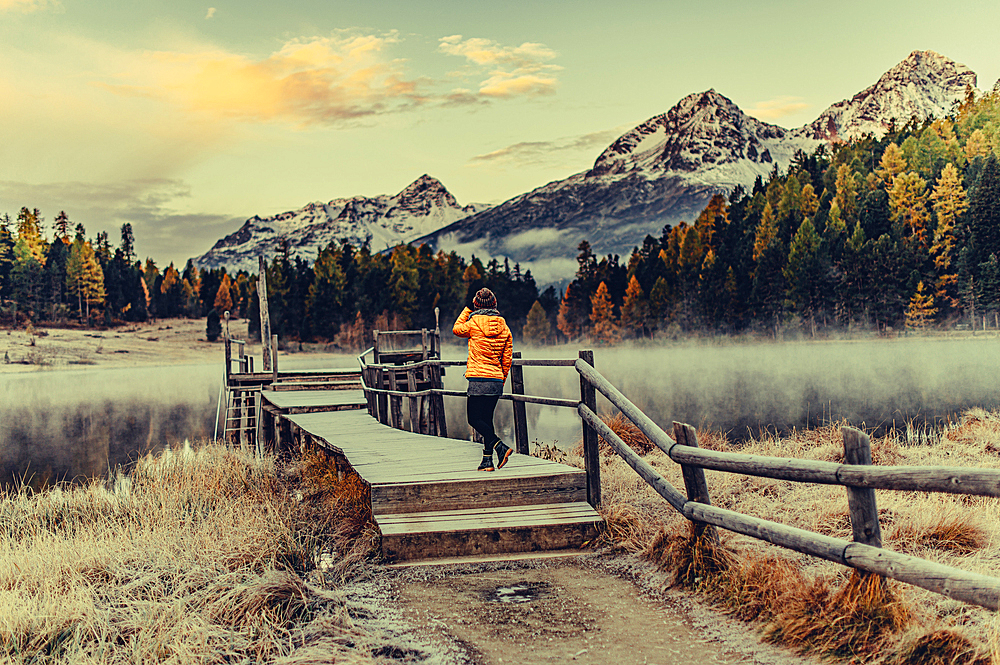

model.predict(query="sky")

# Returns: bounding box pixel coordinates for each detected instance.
[1,0,999,267]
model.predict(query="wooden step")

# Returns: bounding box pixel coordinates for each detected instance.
[377,502,601,563]
[371,470,588,514]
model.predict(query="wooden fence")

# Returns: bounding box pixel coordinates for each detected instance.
[359,351,1000,610]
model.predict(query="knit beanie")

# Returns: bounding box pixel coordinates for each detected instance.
[473,288,497,310]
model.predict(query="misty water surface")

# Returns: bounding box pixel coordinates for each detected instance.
[0,353,361,487]
[442,337,1000,448]
[5,337,999,486]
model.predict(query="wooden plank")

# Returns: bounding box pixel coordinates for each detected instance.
[668,441,1000,498]
[378,501,598,527]
[381,518,599,562]
[387,548,593,568]
[371,473,587,514]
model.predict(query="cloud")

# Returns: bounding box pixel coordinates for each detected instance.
[205,7,215,19]
[746,96,811,121]
[469,126,628,167]
[0,0,56,12]
[0,179,241,264]
[97,31,429,126]
[438,35,561,98]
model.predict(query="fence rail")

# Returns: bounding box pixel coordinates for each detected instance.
[359,350,1000,610]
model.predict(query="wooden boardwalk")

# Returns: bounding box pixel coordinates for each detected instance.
[261,381,601,564]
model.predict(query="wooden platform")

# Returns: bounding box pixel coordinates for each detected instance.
[271,395,602,563]
[261,389,367,414]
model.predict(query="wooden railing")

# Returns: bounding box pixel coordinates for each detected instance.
[360,350,1000,610]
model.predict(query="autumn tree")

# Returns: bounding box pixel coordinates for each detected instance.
[905,281,937,330]
[589,281,621,344]
[214,273,234,314]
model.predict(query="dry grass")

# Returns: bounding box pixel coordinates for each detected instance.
[0,442,384,664]
[592,410,1000,663]
[572,411,657,456]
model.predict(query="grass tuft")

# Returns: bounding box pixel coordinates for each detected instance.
[884,628,992,665]
[764,570,910,660]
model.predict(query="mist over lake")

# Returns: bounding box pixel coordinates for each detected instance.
[4,337,999,486]
[443,337,1000,447]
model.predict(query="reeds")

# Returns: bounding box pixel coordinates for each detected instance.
[0,442,380,664]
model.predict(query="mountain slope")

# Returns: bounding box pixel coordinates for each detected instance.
[194,175,485,273]
[415,50,975,283]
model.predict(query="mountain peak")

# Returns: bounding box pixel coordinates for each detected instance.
[589,88,788,179]
[798,50,976,142]
[392,174,459,215]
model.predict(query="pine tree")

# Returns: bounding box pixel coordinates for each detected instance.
[522,300,551,344]
[53,211,70,242]
[589,281,621,344]
[620,275,649,338]
[307,246,347,340]
[783,218,824,335]
[389,245,419,326]
[834,164,859,222]
[905,281,938,330]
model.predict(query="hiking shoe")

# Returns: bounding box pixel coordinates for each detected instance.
[477,455,495,471]
[494,441,513,469]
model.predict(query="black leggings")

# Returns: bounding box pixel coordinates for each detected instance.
[467,395,501,452]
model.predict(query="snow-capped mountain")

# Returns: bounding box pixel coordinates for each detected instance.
[195,51,978,282]
[194,175,486,273]
[414,50,976,283]
[797,50,975,142]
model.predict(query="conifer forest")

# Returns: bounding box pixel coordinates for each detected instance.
[2,89,1000,346]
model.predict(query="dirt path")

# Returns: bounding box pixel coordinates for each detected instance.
[341,556,811,665]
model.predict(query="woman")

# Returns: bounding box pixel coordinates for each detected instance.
[453,288,514,471]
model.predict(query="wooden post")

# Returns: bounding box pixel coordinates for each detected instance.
[673,421,719,544]
[432,363,448,438]
[270,334,278,384]
[421,329,430,382]
[389,370,402,429]
[373,330,381,364]
[511,352,529,455]
[579,350,601,508]
[843,427,883,548]
[223,311,232,382]
[407,368,420,433]
[258,256,273,372]
[376,368,389,425]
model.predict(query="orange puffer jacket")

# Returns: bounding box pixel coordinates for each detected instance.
[453,307,513,381]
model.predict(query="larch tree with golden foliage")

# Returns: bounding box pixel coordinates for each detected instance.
[589,281,621,344]
[905,281,938,330]
[557,284,580,340]
[930,163,968,310]
[889,172,930,251]
[214,273,234,314]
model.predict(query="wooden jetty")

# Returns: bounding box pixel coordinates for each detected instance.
[226,321,601,565]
